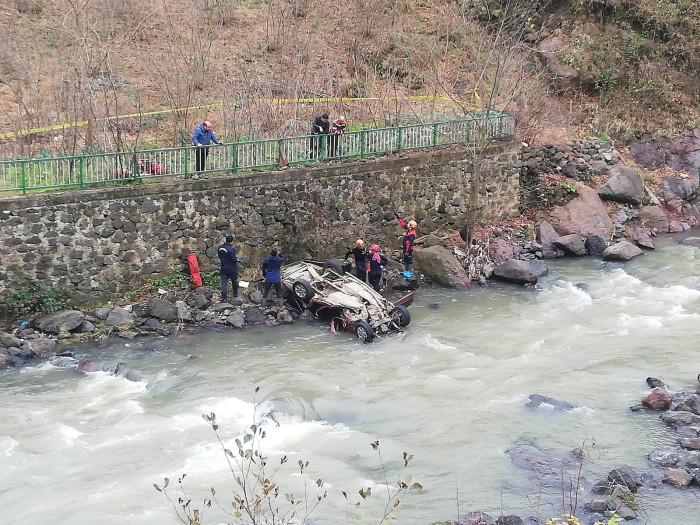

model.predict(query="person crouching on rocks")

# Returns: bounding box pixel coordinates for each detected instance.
[366,244,388,293]
[345,238,368,281]
[218,234,239,301]
[262,248,286,304]
[395,212,417,276]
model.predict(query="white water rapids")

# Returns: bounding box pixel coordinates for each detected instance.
[1,234,699,524]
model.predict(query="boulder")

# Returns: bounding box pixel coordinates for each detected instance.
[680,438,700,450]
[553,234,587,256]
[548,182,613,239]
[277,309,295,324]
[607,466,641,493]
[535,221,561,259]
[226,310,245,329]
[244,307,267,325]
[33,310,85,334]
[248,290,264,305]
[602,241,643,261]
[675,393,700,415]
[638,205,669,232]
[0,331,22,348]
[598,166,645,205]
[420,233,446,248]
[94,307,111,320]
[105,307,134,327]
[25,337,57,359]
[526,394,576,411]
[147,297,177,323]
[680,236,700,246]
[585,234,608,256]
[493,259,537,285]
[538,37,580,92]
[663,468,693,488]
[488,238,515,263]
[412,246,471,289]
[633,227,655,249]
[642,387,672,410]
[528,260,548,278]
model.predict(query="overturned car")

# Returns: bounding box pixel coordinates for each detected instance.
[281,260,414,343]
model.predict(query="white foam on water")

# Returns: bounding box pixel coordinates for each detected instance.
[0,436,19,456]
[59,424,83,445]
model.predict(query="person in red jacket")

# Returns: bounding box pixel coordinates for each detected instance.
[395,212,417,275]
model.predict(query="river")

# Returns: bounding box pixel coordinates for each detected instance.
[1,234,699,525]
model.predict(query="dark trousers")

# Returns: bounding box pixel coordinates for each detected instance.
[328,134,340,157]
[221,272,238,300]
[263,281,282,298]
[195,147,209,172]
[368,271,382,292]
[309,134,327,159]
[356,266,367,281]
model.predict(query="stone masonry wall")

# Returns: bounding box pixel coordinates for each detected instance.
[0,145,520,300]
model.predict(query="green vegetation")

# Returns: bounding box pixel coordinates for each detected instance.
[0,278,74,323]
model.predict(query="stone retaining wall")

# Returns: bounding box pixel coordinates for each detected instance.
[0,145,520,299]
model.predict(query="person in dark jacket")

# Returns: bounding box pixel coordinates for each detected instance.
[344,238,368,280]
[395,213,417,274]
[309,113,330,159]
[218,234,238,301]
[366,244,388,293]
[261,248,287,301]
[192,120,222,172]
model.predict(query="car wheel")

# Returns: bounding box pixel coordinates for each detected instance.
[355,321,375,343]
[324,258,345,275]
[292,279,314,302]
[390,305,411,327]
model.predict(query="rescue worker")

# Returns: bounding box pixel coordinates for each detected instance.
[366,244,388,293]
[395,212,417,274]
[261,248,286,304]
[310,113,330,159]
[344,238,368,280]
[218,234,238,301]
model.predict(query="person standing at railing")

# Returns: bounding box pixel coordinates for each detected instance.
[192,120,222,172]
[309,113,330,159]
[218,234,239,301]
[328,115,347,157]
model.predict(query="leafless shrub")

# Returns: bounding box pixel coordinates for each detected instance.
[14,0,44,15]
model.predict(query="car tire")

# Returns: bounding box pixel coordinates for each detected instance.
[390,305,411,327]
[292,279,314,302]
[324,258,345,275]
[355,321,375,343]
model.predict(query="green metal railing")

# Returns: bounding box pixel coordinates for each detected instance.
[0,113,516,195]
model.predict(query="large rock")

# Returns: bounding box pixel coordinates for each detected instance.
[638,205,669,232]
[598,166,645,205]
[25,337,57,358]
[538,37,580,92]
[535,221,561,259]
[488,238,515,263]
[585,234,608,256]
[147,297,177,323]
[226,309,245,329]
[492,259,537,285]
[105,307,134,327]
[412,246,471,289]
[0,331,22,348]
[642,387,672,410]
[33,310,85,334]
[548,182,613,239]
[244,307,267,325]
[553,234,587,256]
[602,241,643,261]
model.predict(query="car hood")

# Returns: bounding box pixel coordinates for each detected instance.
[324,291,366,310]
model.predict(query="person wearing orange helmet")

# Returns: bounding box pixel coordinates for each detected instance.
[344,238,368,280]
[395,212,417,275]
[366,244,388,293]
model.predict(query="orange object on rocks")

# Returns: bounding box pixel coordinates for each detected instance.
[187,253,203,287]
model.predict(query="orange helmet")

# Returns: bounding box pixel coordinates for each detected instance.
[355,239,365,248]
[408,220,417,229]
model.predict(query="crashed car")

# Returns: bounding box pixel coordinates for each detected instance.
[281,259,414,343]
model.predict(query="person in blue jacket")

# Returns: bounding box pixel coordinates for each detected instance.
[262,248,287,302]
[366,244,388,293]
[218,234,238,301]
[192,120,222,172]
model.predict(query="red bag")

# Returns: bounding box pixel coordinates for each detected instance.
[187,253,203,287]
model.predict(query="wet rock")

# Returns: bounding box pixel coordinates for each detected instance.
[244,307,267,325]
[413,245,471,289]
[526,394,576,411]
[496,516,523,525]
[648,449,681,467]
[674,393,700,415]
[493,259,537,285]
[680,438,700,450]
[585,234,608,256]
[225,310,245,329]
[277,309,295,324]
[105,307,134,327]
[598,166,645,205]
[535,221,560,259]
[680,236,700,246]
[460,511,497,525]
[118,330,138,339]
[528,260,548,278]
[607,466,641,493]
[33,310,85,334]
[25,338,57,358]
[661,410,700,430]
[663,468,693,487]
[553,234,587,256]
[94,307,111,320]
[547,182,613,239]
[583,500,608,513]
[642,387,672,410]
[638,205,669,232]
[147,297,177,323]
[633,227,655,249]
[646,377,666,388]
[602,241,643,261]
[177,305,193,322]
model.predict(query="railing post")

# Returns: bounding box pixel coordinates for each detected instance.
[79,156,85,188]
[397,126,403,153]
[184,147,189,180]
[432,123,438,147]
[21,160,27,195]
[231,142,237,173]
[360,129,366,158]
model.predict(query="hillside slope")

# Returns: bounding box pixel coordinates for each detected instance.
[1,0,698,156]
